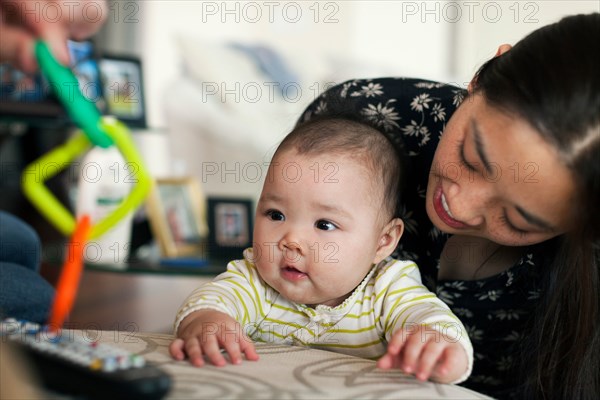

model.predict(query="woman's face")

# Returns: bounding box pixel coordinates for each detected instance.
[426,93,576,246]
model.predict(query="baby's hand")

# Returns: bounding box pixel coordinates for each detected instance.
[376,325,468,384]
[169,310,259,367]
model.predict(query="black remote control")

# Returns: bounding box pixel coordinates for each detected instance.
[1,319,172,399]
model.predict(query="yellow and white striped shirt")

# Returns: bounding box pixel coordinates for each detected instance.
[175,249,473,383]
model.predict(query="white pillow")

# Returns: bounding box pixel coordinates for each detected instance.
[175,34,265,109]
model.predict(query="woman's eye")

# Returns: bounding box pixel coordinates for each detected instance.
[458,140,477,172]
[266,210,285,221]
[500,212,529,238]
[316,220,337,231]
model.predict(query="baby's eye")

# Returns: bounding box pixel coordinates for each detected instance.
[315,220,337,231]
[266,210,285,221]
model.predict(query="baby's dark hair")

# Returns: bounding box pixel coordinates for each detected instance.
[274,116,405,221]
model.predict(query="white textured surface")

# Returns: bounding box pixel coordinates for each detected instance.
[92,331,491,400]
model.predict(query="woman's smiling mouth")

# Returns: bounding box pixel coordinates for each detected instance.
[433,184,469,229]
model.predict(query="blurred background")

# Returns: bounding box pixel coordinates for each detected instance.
[96,0,599,127]
[92,0,599,202]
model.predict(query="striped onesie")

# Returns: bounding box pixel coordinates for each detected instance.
[174,249,473,383]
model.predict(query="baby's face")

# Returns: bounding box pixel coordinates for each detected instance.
[252,149,388,307]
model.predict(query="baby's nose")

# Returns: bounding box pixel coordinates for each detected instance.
[278,231,305,258]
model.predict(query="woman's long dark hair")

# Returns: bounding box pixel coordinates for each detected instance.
[473,13,600,399]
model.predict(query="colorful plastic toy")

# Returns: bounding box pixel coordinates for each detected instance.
[22,41,151,239]
[35,41,113,148]
[22,117,152,239]
[20,41,153,328]
[48,214,91,331]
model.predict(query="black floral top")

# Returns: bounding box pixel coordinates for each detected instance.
[299,78,551,399]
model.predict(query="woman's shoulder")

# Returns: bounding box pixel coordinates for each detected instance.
[299,77,466,121]
[299,77,466,157]
[309,77,465,100]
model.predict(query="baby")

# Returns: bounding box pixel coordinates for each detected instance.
[169,117,473,384]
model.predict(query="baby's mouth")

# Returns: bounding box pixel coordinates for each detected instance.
[282,266,308,280]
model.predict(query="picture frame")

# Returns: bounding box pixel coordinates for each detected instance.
[207,197,254,260]
[98,54,146,128]
[146,178,208,258]
[0,40,99,121]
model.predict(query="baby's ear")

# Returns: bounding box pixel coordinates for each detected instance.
[373,218,404,264]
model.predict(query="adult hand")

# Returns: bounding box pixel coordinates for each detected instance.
[0,0,107,73]
[170,309,260,367]
[377,325,469,384]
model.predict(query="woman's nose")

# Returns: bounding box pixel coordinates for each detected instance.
[446,180,488,227]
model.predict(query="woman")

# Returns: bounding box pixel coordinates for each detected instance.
[298,13,599,399]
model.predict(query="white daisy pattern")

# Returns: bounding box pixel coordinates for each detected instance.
[520,253,535,266]
[436,288,459,305]
[314,100,328,115]
[493,309,524,320]
[496,356,514,371]
[465,325,484,341]
[402,120,430,141]
[453,308,474,318]
[503,331,521,341]
[351,82,383,98]
[340,80,359,98]
[477,290,503,302]
[360,100,400,132]
[430,102,446,122]
[410,93,433,112]
[505,270,514,287]
[428,225,443,240]
[452,89,465,107]
[414,82,437,89]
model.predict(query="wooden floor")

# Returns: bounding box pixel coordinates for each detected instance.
[42,264,211,334]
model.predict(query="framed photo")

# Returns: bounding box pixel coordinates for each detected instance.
[98,54,146,127]
[146,178,208,258]
[0,40,99,120]
[207,197,253,260]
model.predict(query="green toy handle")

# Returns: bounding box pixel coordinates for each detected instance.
[35,41,113,148]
